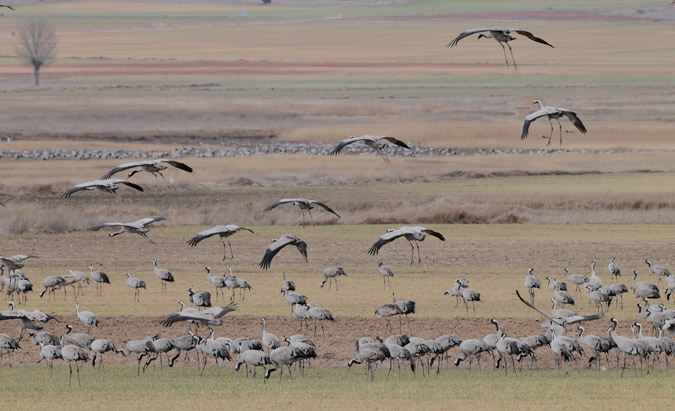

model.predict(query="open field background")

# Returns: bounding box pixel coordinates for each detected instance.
[1,0,674,408]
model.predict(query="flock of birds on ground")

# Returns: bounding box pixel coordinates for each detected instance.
[0,7,671,388]
[1,222,674,385]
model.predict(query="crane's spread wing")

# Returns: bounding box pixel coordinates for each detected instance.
[133,216,167,227]
[378,136,411,150]
[310,201,341,218]
[1,5,15,10]
[295,240,308,262]
[562,111,587,134]
[259,235,307,270]
[162,160,193,173]
[515,290,558,324]
[187,226,224,246]
[561,314,600,325]
[10,255,38,262]
[420,228,445,241]
[264,199,299,212]
[259,238,292,270]
[447,28,493,47]
[88,222,128,231]
[329,137,367,155]
[203,302,237,318]
[60,181,96,198]
[114,180,144,193]
[230,225,254,234]
[368,229,404,256]
[521,108,553,140]
[160,312,221,327]
[101,161,148,180]
[513,30,555,48]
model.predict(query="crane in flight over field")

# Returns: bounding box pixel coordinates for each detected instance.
[88,217,167,244]
[521,100,587,146]
[101,159,193,181]
[259,234,308,270]
[368,226,445,265]
[187,225,254,261]
[60,179,143,198]
[264,198,340,227]
[329,135,410,163]
[447,28,554,69]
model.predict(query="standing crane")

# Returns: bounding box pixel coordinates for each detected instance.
[152,258,174,292]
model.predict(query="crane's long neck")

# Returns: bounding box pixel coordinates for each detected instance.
[578,327,584,338]
[9,301,15,310]
[636,323,644,338]
[534,100,543,109]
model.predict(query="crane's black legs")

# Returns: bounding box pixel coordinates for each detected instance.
[507,42,517,71]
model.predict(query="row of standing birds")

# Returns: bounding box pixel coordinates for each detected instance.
[350,310,675,382]
[2,313,321,386]
[524,259,672,315]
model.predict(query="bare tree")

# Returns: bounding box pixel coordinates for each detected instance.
[15,18,58,86]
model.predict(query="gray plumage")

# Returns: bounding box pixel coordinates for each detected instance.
[368,226,445,265]
[563,268,587,294]
[261,317,281,351]
[264,346,299,383]
[160,300,236,328]
[116,339,155,376]
[125,273,146,302]
[90,339,115,370]
[320,267,346,291]
[61,179,144,198]
[521,100,587,146]
[153,258,174,292]
[264,198,340,227]
[608,257,621,281]
[89,217,167,244]
[329,135,410,163]
[205,267,226,301]
[282,271,296,292]
[524,268,540,303]
[187,225,253,261]
[189,288,211,309]
[89,265,110,297]
[61,344,89,386]
[378,262,394,289]
[235,349,271,380]
[307,304,334,338]
[454,339,492,370]
[375,302,403,333]
[38,342,62,376]
[259,234,308,270]
[447,28,554,69]
[75,303,99,334]
[0,332,20,367]
[63,324,94,349]
[101,159,192,180]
